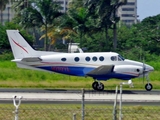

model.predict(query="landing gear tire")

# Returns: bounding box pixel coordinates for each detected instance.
[97,82,104,91]
[92,81,98,90]
[92,81,104,91]
[145,83,153,91]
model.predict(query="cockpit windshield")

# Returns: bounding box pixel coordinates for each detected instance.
[118,55,125,61]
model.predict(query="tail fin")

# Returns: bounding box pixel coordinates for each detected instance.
[6,30,36,59]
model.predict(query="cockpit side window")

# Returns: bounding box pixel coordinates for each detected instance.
[118,55,122,61]
[111,56,117,61]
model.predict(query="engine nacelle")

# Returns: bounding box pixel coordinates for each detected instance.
[114,65,143,77]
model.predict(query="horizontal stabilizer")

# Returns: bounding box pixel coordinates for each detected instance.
[87,65,114,76]
[21,57,42,62]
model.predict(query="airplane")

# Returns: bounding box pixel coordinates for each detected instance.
[6,30,154,91]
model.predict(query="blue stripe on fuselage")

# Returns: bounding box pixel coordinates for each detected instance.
[37,66,95,76]
[37,66,137,80]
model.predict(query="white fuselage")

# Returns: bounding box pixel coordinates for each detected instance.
[14,52,154,80]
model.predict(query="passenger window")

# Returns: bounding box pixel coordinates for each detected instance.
[61,58,66,62]
[92,56,97,61]
[85,56,90,62]
[99,56,104,61]
[74,57,80,62]
[111,56,117,61]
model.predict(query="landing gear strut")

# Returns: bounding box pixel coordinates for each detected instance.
[92,81,104,91]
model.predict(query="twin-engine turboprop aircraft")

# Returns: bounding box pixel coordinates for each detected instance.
[6,30,154,91]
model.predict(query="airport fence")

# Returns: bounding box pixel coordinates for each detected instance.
[0,88,160,120]
[0,103,160,120]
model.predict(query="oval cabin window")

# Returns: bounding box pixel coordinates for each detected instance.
[61,58,66,61]
[74,57,80,62]
[99,56,104,61]
[85,56,90,62]
[92,56,97,61]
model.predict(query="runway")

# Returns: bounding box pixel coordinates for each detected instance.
[0,89,160,105]
[0,88,160,94]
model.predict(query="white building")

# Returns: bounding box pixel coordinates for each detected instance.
[117,0,138,25]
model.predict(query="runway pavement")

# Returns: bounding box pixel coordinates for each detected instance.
[0,88,160,94]
[0,89,160,105]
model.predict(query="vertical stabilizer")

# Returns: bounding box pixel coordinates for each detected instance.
[6,30,36,59]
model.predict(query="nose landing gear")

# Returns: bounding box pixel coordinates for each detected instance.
[145,76,153,91]
[145,83,153,91]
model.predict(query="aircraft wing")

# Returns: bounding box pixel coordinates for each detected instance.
[21,57,42,62]
[86,65,114,76]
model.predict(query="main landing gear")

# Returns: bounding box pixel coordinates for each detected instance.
[92,81,104,91]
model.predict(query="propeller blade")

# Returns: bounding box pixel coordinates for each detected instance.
[142,58,146,85]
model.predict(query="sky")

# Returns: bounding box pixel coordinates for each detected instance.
[137,0,160,21]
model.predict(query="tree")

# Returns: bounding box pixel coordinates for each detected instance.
[13,0,29,11]
[137,15,160,55]
[0,22,33,50]
[19,0,62,50]
[66,0,100,48]
[12,0,31,23]
[67,7,90,47]
[85,0,127,50]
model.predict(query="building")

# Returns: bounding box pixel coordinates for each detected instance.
[58,0,138,25]
[56,0,69,13]
[1,0,138,26]
[117,0,138,25]
[0,2,14,24]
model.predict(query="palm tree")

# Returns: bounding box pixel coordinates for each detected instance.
[13,0,29,10]
[39,14,78,50]
[66,0,92,47]
[20,0,63,50]
[12,0,33,24]
[39,25,64,50]
[85,0,127,50]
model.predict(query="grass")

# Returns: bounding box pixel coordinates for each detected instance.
[0,61,160,90]
[0,104,160,120]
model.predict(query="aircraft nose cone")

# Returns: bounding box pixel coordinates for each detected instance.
[145,64,154,72]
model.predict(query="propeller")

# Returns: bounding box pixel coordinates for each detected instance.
[142,61,146,84]
[141,48,146,84]
[142,58,149,84]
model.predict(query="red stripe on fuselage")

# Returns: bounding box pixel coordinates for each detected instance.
[122,72,139,76]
